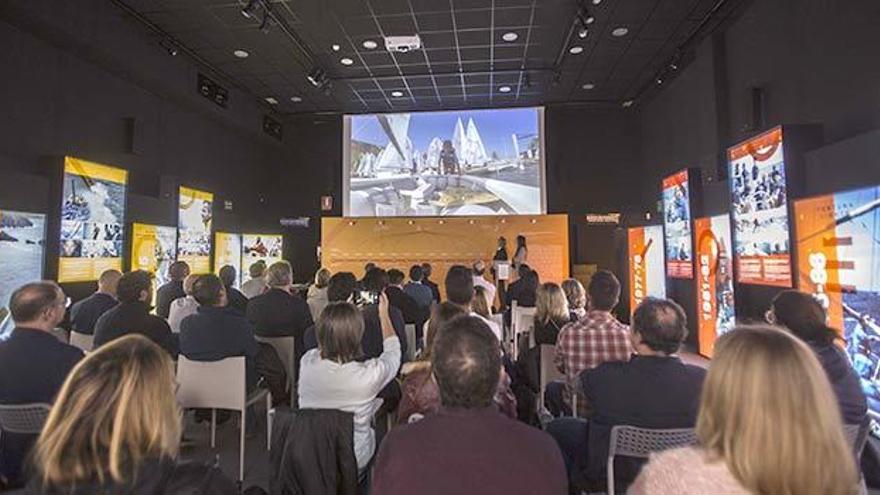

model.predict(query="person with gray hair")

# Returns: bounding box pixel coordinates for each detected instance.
[0,281,83,486]
[241,260,268,299]
[246,261,314,377]
[167,274,200,334]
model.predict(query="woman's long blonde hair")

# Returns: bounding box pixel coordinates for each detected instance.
[697,326,858,495]
[535,282,569,326]
[34,334,181,487]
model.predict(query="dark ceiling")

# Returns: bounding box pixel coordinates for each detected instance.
[116,0,742,115]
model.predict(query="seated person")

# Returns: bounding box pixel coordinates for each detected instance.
[472,260,497,310]
[505,264,538,309]
[361,268,408,361]
[385,268,427,326]
[219,265,249,314]
[403,265,433,310]
[167,274,199,334]
[155,261,190,318]
[397,302,516,424]
[27,335,237,494]
[298,297,401,473]
[768,290,867,425]
[562,278,587,321]
[241,260,268,299]
[547,298,705,492]
[69,269,121,335]
[471,286,492,320]
[372,316,566,495]
[533,282,571,346]
[307,267,331,321]
[179,274,287,403]
[0,282,83,488]
[631,326,859,495]
[93,270,177,358]
[445,265,502,341]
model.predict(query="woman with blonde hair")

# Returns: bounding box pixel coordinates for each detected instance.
[472,285,492,320]
[533,282,570,345]
[27,334,236,494]
[561,278,586,321]
[631,326,859,495]
[307,267,332,320]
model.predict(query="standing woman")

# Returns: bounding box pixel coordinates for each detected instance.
[512,235,528,271]
[27,335,237,494]
[492,236,510,309]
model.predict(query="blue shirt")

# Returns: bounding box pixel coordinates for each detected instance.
[179,306,260,389]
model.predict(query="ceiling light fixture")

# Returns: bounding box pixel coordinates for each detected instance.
[362,40,378,50]
[577,27,589,39]
[502,32,518,42]
[331,44,341,52]
[582,83,595,90]
[241,0,258,19]
[499,85,512,93]
[391,90,404,97]
[307,66,329,89]
[592,0,602,4]
[233,49,249,58]
[159,38,178,57]
[612,27,629,37]
[265,97,278,105]
[290,96,302,102]
[569,46,584,54]
[622,99,634,108]
[340,57,354,66]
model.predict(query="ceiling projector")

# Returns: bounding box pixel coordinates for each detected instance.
[384,35,422,53]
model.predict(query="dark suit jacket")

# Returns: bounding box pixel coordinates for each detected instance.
[69,292,117,335]
[246,288,313,365]
[179,306,260,389]
[385,286,427,325]
[361,304,407,363]
[225,286,249,315]
[156,280,185,318]
[423,278,441,303]
[0,328,83,484]
[93,302,178,358]
[505,279,536,308]
[582,355,706,488]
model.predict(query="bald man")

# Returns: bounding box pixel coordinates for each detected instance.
[70,269,121,335]
[0,281,83,485]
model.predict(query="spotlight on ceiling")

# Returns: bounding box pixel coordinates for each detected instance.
[612,26,629,37]
[569,46,584,54]
[502,32,518,42]
[265,97,278,105]
[331,44,341,52]
[582,83,595,90]
[390,90,404,97]
[577,27,589,39]
[340,57,354,66]
[622,99,634,108]
[592,0,602,4]
[362,40,378,50]
[233,49,249,58]
[307,67,329,89]
[498,85,512,93]
[241,0,258,19]
[160,38,178,57]
[290,96,302,103]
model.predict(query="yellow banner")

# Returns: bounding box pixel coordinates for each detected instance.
[180,186,214,204]
[64,156,128,185]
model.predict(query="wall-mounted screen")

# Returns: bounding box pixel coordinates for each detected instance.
[131,223,177,306]
[242,234,283,283]
[728,127,792,287]
[628,225,666,316]
[215,232,242,288]
[694,215,736,357]
[1,210,46,339]
[794,185,880,420]
[177,186,213,274]
[662,169,694,279]
[344,107,545,217]
[58,157,127,283]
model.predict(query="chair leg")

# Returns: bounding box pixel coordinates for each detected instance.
[607,455,615,495]
[210,409,217,449]
[239,407,246,483]
[266,392,273,451]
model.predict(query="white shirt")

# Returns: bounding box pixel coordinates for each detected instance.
[307,286,329,321]
[167,295,199,333]
[298,336,402,469]
[473,275,497,309]
[241,276,268,299]
[472,312,503,342]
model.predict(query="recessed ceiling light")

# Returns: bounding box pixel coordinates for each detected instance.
[265,97,278,105]
[391,90,404,97]
[233,49,249,58]
[582,83,595,90]
[622,99,634,108]
[331,44,341,52]
[362,40,378,50]
[502,32,518,42]
[290,96,302,102]
[569,46,584,54]
[340,57,354,66]
[498,85,512,93]
[584,14,596,24]
[577,27,589,39]
[612,27,629,37]
[592,0,602,4]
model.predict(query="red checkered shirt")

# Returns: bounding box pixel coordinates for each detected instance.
[555,310,632,390]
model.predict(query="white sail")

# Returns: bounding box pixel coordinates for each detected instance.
[464,117,489,165]
[374,114,413,174]
[425,137,443,172]
[452,117,466,164]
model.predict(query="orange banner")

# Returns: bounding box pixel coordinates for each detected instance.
[628,227,647,314]
[627,225,666,316]
[694,216,736,357]
[794,195,844,330]
[321,215,569,293]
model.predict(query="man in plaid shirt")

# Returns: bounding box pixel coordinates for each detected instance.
[553,270,631,414]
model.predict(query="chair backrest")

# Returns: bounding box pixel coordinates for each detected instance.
[0,403,52,434]
[255,336,295,386]
[608,425,697,459]
[404,324,417,362]
[514,306,537,336]
[539,344,564,392]
[176,356,247,411]
[69,331,94,352]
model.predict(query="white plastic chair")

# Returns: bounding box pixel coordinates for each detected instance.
[538,345,564,413]
[0,403,52,434]
[255,335,295,393]
[606,425,697,495]
[176,356,272,483]
[69,331,94,352]
[844,422,870,495]
[404,324,417,362]
[511,302,536,360]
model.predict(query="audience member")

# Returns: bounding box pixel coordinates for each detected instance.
[631,326,859,495]
[167,274,199,334]
[561,278,587,321]
[472,260,496,310]
[356,262,377,292]
[361,268,409,360]
[241,260,268,299]
[768,290,867,425]
[302,272,358,351]
[246,261,313,370]
[307,267,331,321]
[386,268,427,326]
[548,298,704,492]
[533,282,571,346]
[0,282,83,487]
[445,265,502,341]
[298,298,401,473]
[155,261,190,318]
[553,270,630,414]
[505,264,538,308]
[69,269,121,335]
[420,262,441,303]
[27,335,237,494]
[373,316,566,495]
[471,286,492,320]
[179,274,288,404]
[219,265,249,314]
[398,303,516,425]
[93,271,177,357]
[403,265,433,310]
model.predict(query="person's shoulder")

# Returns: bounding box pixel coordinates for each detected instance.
[586,359,628,380]
[163,460,238,494]
[148,313,173,331]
